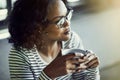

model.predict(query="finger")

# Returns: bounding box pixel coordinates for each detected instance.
[66,59,83,70]
[84,55,99,66]
[86,57,99,67]
[85,56,97,64]
[67,59,79,65]
[83,53,91,60]
[87,62,99,68]
[86,53,96,61]
[66,63,76,70]
[66,62,86,71]
[69,57,79,61]
[64,53,75,60]
[67,69,76,73]
[75,63,87,72]
[87,53,95,57]
[78,63,87,69]
[75,53,84,58]
[68,58,86,64]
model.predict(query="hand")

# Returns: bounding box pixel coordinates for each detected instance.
[84,53,100,69]
[43,53,87,79]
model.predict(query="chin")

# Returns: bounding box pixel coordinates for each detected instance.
[59,34,71,41]
[62,36,70,41]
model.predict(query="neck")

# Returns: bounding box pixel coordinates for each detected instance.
[37,40,61,58]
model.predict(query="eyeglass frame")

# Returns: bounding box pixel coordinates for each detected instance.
[44,8,73,28]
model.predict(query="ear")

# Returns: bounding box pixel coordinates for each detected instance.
[36,24,44,34]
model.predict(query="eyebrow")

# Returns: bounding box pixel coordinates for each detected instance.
[50,16,64,21]
[50,9,68,21]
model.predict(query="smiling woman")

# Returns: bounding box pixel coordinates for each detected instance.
[8,0,100,80]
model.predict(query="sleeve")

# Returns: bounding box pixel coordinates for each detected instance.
[63,31,100,80]
[62,31,84,49]
[9,48,52,80]
[71,68,100,80]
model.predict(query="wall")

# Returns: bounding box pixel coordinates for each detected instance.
[71,6,120,68]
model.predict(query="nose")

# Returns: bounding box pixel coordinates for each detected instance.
[63,19,70,28]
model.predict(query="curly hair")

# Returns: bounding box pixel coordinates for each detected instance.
[8,0,62,49]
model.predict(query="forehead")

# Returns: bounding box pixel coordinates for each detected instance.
[47,0,67,20]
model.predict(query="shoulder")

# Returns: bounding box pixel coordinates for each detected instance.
[70,31,81,41]
[62,31,84,49]
[9,46,32,62]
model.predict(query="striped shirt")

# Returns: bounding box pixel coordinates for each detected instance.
[9,31,100,80]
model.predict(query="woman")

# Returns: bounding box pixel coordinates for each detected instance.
[8,0,100,80]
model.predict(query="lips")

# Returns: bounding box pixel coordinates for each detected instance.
[64,29,70,35]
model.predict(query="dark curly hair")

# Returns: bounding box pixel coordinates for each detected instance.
[8,0,65,49]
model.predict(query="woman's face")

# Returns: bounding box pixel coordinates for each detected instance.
[43,0,72,41]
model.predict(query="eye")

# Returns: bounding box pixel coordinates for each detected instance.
[67,12,72,20]
[57,18,65,25]
[59,24,63,28]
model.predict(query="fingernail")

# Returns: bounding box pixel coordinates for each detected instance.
[75,53,84,57]
[80,63,87,68]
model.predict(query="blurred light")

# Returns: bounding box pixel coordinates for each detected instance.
[0,9,7,21]
[0,0,7,8]
[67,0,80,3]
[0,29,10,40]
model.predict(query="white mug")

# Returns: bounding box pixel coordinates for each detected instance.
[62,48,90,56]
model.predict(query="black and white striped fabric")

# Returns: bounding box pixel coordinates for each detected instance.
[9,31,100,80]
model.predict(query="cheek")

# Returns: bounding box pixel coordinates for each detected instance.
[61,34,71,41]
[47,31,70,41]
[45,25,70,41]
[46,25,62,35]
[47,29,62,39]
[53,31,62,38]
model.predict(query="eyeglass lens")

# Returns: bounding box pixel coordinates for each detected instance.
[57,9,73,28]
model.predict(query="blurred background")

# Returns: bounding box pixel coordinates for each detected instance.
[0,0,120,80]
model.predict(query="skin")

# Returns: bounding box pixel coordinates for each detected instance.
[37,0,99,79]
[38,0,71,63]
[44,0,71,42]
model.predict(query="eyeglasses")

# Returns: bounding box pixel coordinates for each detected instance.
[47,8,73,28]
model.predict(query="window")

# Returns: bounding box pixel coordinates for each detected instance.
[66,0,85,7]
[0,0,7,21]
[0,0,16,39]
